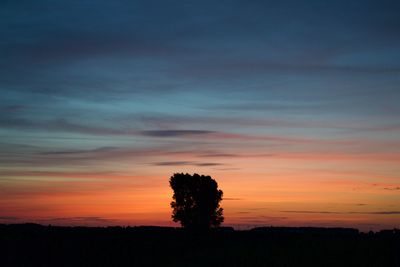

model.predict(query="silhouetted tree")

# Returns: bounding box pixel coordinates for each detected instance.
[169,173,224,230]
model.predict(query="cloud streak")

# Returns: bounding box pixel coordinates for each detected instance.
[281,210,400,215]
[384,187,400,191]
[151,161,224,167]
[2,116,377,148]
[139,130,216,137]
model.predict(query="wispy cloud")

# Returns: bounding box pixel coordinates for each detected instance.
[356,211,400,215]
[48,216,113,223]
[0,216,19,220]
[139,130,216,137]
[151,161,224,167]
[22,216,118,226]
[384,187,400,191]
[1,105,29,113]
[151,161,191,166]
[0,170,125,179]
[281,210,341,214]
[281,210,400,215]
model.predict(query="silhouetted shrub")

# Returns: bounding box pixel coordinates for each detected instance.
[169,173,224,230]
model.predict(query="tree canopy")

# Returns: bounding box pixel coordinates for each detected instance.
[169,173,224,230]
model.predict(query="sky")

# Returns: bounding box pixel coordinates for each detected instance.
[1,0,400,231]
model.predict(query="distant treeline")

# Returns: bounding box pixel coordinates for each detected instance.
[3,223,399,234]
[1,224,399,267]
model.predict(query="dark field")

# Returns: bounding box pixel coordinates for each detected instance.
[1,224,399,267]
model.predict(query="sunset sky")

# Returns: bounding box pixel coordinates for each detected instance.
[1,0,400,231]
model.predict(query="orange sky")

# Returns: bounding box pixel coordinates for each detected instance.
[1,149,399,231]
